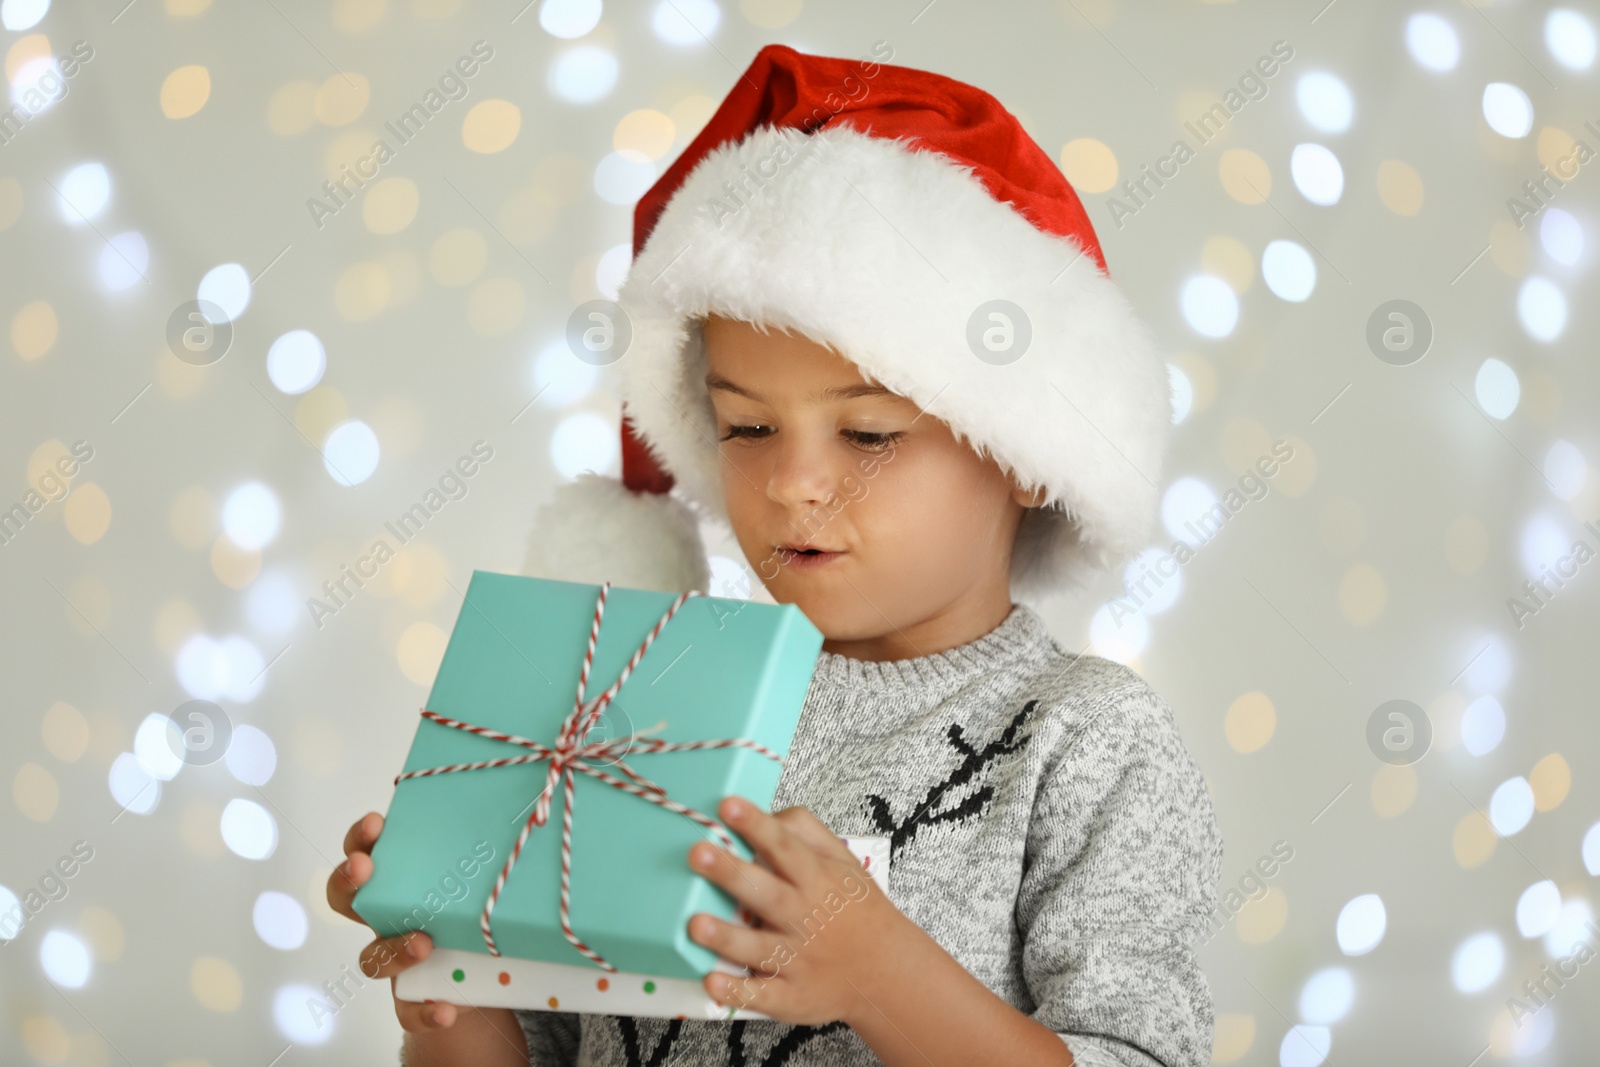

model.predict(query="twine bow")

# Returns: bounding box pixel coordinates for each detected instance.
[395,581,783,969]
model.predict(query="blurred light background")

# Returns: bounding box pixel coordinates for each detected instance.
[2,0,1598,1063]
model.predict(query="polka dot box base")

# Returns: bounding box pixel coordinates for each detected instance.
[395,834,890,1020]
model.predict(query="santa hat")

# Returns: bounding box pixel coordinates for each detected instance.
[523,43,1172,600]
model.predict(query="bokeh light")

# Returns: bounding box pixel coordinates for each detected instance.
[1336,894,1386,955]
[220,798,278,860]
[1406,12,1460,71]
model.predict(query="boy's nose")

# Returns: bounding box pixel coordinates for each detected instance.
[764,437,841,511]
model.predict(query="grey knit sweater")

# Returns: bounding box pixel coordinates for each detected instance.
[511,603,1224,1067]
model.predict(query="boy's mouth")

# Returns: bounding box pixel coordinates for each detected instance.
[776,542,845,568]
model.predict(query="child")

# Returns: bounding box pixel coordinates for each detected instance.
[328,43,1222,1067]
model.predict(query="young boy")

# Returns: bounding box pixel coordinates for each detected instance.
[328,43,1222,1067]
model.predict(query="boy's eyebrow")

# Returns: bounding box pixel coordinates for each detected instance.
[705,373,895,404]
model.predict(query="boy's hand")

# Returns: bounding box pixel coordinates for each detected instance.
[326,812,462,1032]
[685,797,913,1028]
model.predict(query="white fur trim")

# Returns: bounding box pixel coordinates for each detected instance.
[615,125,1171,599]
[520,474,710,594]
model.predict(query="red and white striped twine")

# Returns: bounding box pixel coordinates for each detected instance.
[394,581,783,969]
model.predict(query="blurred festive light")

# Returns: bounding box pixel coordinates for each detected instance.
[1277,1024,1330,1067]
[531,338,599,408]
[1122,547,1182,614]
[652,0,719,45]
[220,798,278,860]
[1335,894,1386,955]
[1290,143,1343,205]
[593,150,656,205]
[176,633,265,702]
[1546,8,1597,70]
[1508,1006,1557,1056]
[540,0,602,39]
[1459,695,1506,756]
[197,262,251,323]
[266,329,326,394]
[40,930,91,988]
[1482,82,1533,138]
[323,419,380,486]
[1517,276,1567,342]
[56,162,109,223]
[595,242,631,300]
[1,0,50,32]
[1451,931,1504,993]
[1405,12,1460,71]
[1544,899,1595,957]
[1168,364,1193,424]
[1539,208,1584,265]
[1473,358,1520,419]
[550,411,617,479]
[1297,967,1353,1025]
[107,752,160,815]
[133,712,182,781]
[225,724,277,787]
[1161,477,1219,548]
[1583,821,1600,875]
[1461,634,1513,694]
[1489,776,1535,836]
[548,45,616,104]
[98,231,148,290]
[222,481,280,549]
[252,891,308,951]
[1262,240,1316,302]
[1179,275,1238,338]
[245,569,300,636]
[1519,512,1571,578]
[218,635,266,702]
[1090,600,1148,662]
[1516,880,1561,937]
[176,634,228,700]
[1295,72,1353,133]
[274,982,334,1043]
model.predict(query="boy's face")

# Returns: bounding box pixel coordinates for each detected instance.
[702,314,1034,658]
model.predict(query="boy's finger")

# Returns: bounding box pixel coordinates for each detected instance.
[719,797,820,885]
[342,812,384,857]
[326,852,373,921]
[360,932,432,980]
[773,806,851,857]
[397,997,458,1032]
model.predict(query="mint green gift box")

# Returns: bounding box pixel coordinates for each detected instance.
[353,570,823,979]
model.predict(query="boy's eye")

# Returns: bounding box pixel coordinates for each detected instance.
[842,429,903,452]
[717,424,905,452]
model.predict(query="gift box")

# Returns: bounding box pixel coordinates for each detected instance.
[395,834,891,1019]
[353,571,825,982]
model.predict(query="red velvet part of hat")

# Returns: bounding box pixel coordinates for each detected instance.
[620,43,1105,495]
